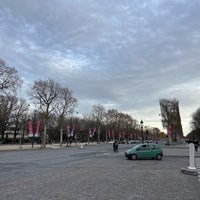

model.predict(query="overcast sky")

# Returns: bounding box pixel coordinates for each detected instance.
[1,0,200,135]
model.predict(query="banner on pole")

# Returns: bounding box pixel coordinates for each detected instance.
[28,120,33,137]
[35,119,40,137]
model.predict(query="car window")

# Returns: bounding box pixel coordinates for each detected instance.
[137,144,147,150]
[153,145,160,150]
[147,144,160,150]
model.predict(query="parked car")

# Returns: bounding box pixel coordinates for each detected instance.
[125,143,163,160]
[119,140,126,144]
[128,139,142,144]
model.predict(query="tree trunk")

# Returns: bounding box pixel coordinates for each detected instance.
[42,124,47,148]
[60,127,63,147]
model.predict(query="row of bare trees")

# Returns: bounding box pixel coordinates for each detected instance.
[62,105,160,144]
[0,59,25,143]
[28,78,78,147]
[0,59,78,145]
[1,58,146,146]
[4,58,195,145]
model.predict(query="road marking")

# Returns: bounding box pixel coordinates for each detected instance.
[103,153,110,155]
[95,152,111,156]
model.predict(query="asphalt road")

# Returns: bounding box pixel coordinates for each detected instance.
[0,144,199,200]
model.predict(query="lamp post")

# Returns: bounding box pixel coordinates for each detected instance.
[140,120,144,143]
[145,127,149,141]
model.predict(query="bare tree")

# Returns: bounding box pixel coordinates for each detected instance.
[191,107,200,131]
[159,98,183,143]
[28,78,60,147]
[91,104,106,143]
[12,98,29,143]
[105,109,119,125]
[185,107,200,141]
[105,109,137,140]
[54,87,78,146]
[0,59,22,95]
[0,95,18,143]
[92,104,106,122]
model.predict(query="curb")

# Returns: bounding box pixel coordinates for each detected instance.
[0,143,99,151]
[181,168,199,176]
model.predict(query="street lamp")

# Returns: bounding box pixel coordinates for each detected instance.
[140,120,144,142]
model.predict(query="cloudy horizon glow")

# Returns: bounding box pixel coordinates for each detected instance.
[1,0,200,135]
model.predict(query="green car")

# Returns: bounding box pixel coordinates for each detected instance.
[125,143,163,160]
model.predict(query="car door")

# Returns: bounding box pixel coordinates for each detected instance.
[150,144,160,157]
[136,144,152,158]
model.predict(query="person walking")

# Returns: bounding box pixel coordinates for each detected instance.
[113,140,118,152]
[193,140,199,151]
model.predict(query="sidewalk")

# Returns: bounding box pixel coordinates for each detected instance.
[0,143,84,151]
[0,142,99,151]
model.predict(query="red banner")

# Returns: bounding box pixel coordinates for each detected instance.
[73,123,75,130]
[89,128,92,137]
[112,130,114,138]
[28,120,33,137]
[122,131,125,138]
[35,120,40,137]
[66,124,70,137]
[168,126,172,137]
[108,129,110,138]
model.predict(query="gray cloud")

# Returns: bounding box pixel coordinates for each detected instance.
[1,0,200,134]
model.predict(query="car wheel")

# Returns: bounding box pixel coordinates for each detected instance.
[127,156,131,160]
[156,154,162,160]
[131,154,137,160]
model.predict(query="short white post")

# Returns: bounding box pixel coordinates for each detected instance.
[80,143,83,149]
[188,143,196,170]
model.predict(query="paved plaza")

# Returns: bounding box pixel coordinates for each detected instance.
[0,143,200,200]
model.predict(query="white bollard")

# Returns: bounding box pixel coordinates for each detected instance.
[188,143,196,170]
[80,143,83,148]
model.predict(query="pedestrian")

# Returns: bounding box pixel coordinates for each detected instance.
[193,140,199,151]
[113,140,118,152]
